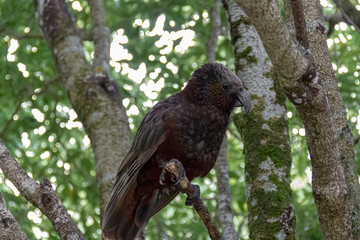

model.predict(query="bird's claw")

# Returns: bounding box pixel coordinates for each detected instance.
[185,184,200,206]
[159,159,186,186]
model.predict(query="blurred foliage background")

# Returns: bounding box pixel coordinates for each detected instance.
[0,0,359,239]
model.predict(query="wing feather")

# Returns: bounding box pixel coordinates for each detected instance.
[103,98,178,228]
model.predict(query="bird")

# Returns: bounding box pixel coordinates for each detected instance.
[102,62,251,240]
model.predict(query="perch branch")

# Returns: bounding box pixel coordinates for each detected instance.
[164,161,223,240]
[0,140,86,240]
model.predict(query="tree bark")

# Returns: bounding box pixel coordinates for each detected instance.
[224,1,296,239]
[235,0,352,239]
[300,0,360,237]
[0,193,29,240]
[34,0,131,219]
[215,138,238,240]
[0,140,85,240]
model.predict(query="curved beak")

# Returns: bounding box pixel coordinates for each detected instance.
[234,89,251,116]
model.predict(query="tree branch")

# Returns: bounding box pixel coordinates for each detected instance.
[0,99,22,139]
[207,0,222,62]
[236,0,352,238]
[87,0,111,73]
[290,0,310,49]
[0,193,29,240]
[300,0,360,237]
[0,140,86,240]
[332,0,360,33]
[234,0,309,89]
[163,161,223,240]
[355,136,360,145]
[34,0,131,218]
[325,13,345,36]
[0,27,43,39]
[215,138,238,240]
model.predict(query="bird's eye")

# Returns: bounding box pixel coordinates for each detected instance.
[222,83,229,90]
[239,87,243,92]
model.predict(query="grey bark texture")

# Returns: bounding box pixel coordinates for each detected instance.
[215,138,238,240]
[0,140,85,240]
[235,0,352,239]
[300,0,360,237]
[34,0,131,221]
[0,192,29,240]
[224,1,296,239]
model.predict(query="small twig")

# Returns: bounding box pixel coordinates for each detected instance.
[0,100,22,138]
[228,127,242,142]
[164,161,223,240]
[0,27,43,39]
[354,136,360,145]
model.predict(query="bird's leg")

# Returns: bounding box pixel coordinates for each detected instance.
[159,159,186,186]
[159,159,201,206]
[184,184,200,206]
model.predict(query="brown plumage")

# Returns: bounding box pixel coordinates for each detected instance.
[102,62,251,240]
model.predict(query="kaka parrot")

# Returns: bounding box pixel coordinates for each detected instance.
[102,62,251,239]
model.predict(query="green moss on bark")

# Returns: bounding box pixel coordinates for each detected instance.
[234,83,294,239]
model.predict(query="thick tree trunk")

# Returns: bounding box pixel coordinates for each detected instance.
[300,1,360,237]
[224,1,296,239]
[235,0,352,239]
[34,0,131,218]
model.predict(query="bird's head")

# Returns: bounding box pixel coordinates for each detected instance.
[184,62,251,116]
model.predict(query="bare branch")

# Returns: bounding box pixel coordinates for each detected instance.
[0,99,22,138]
[0,27,43,39]
[332,0,360,33]
[289,0,310,49]
[215,138,238,240]
[87,0,111,74]
[355,136,360,145]
[325,13,344,36]
[0,193,29,240]
[0,140,86,240]
[164,161,223,240]
[207,0,222,62]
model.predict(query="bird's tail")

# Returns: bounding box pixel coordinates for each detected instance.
[102,180,181,240]
[102,182,159,240]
